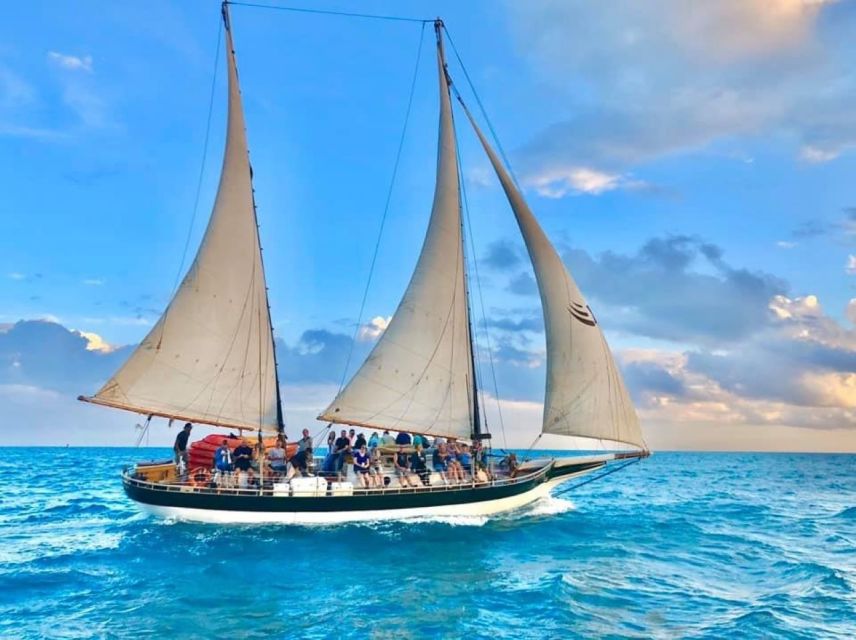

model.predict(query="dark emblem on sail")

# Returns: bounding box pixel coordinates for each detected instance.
[568,301,597,327]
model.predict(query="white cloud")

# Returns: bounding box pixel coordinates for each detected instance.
[7,272,25,280]
[507,0,856,190]
[800,145,839,163]
[526,166,623,197]
[82,278,104,286]
[47,51,93,73]
[77,331,115,354]
[846,255,856,275]
[776,240,798,249]
[357,315,391,342]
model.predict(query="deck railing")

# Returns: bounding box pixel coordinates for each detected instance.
[122,462,551,498]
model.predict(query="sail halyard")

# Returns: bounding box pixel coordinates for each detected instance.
[318,20,475,441]
[79,3,282,433]
[457,100,647,452]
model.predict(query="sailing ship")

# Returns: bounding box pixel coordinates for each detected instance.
[80,3,648,525]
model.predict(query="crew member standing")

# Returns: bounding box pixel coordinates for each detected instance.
[173,423,192,469]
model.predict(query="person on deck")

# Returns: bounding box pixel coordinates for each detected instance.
[287,446,313,479]
[501,452,519,478]
[394,445,419,487]
[233,440,253,472]
[326,430,336,453]
[348,428,356,445]
[446,442,463,484]
[214,440,234,485]
[395,431,412,446]
[267,438,287,475]
[297,428,313,453]
[457,444,473,479]
[353,444,372,488]
[334,429,352,478]
[368,432,380,450]
[433,443,450,485]
[410,444,430,486]
[369,447,384,487]
[354,432,367,450]
[173,423,192,470]
[381,431,395,447]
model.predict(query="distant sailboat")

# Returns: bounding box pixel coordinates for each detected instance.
[80,3,647,525]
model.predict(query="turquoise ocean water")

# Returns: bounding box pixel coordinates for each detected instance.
[1,448,854,639]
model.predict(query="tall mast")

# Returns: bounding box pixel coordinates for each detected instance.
[435,20,483,441]
[222,1,285,434]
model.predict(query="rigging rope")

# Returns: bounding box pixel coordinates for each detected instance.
[170,21,222,297]
[442,25,521,191]
[336,22,427,394]
[227,1,431,24]
[552,456,642,497]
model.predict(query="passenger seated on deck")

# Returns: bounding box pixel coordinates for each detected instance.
[501,453,519,477]
[394,445,419,487]
[353,444,372,488]
[433,444,450,484]
[267,438,287,475]
[286,446,313,480]
[381,430,395,447]
[395,431,412,446]
[410,444,430,486]
[446,443,464,484]
[234,440,253,472]
[369,447,384,487]
[215,440,233,472]
[368,431,380,450]
[458,444,473,478]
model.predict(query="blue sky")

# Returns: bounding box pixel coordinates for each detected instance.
[2,0,856,450]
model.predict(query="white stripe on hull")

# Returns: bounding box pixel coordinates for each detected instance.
[135,467,596,525]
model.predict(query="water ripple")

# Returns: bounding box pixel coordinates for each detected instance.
[1,448,854,638]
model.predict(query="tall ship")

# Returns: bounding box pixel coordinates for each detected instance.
[80,2,648,525]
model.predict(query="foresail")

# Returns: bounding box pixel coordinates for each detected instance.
[462,110,646,450]
[319,33,474,440]
[84,17,281,432]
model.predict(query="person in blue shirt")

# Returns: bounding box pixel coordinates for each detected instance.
[432,443,450,485]
[395,431,412,446]
[457,444,472,477]
[367,432,380,450]
[214,440,233,486]
[353,444,372,488]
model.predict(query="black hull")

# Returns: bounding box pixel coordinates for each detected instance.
[121,457,608,523]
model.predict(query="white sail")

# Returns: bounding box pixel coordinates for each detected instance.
[461,109,645,450]
[319,35,475,440]
[83,17,281,432]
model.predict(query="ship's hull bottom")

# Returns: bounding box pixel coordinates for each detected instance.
[130,467,597,525]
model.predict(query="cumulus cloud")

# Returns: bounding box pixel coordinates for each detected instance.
[847,255,856,274]
[525,166,635,197]
[556,235,785,344]
[356,315,390,342]
[0,320,130,393]
[505,0,856,192]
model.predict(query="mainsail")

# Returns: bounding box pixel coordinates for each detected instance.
[319,26,475,440]
[460,107,646,450]
[81,8,282,432]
